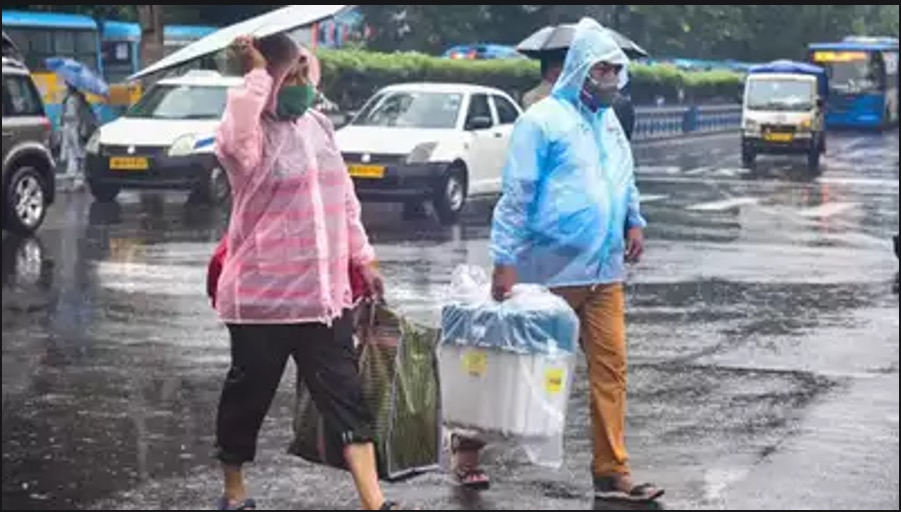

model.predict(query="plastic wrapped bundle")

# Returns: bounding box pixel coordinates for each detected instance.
[439,265,579,468]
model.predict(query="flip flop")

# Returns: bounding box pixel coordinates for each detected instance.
[379,502,418,510]
[450,434,490,491]
[594,478,665,503]
[455,466,492,492]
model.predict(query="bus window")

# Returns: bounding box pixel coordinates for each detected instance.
[4,27,98,71]
[814,51,881,94]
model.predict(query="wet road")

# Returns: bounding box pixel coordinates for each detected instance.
[3,132,899,510]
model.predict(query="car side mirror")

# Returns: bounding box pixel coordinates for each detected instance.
[466,116,493,131]
[328,112,349,128]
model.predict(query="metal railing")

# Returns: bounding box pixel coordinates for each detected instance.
[634,104,742,140]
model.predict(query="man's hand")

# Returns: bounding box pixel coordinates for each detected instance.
[233,35,267,70]
[359,262,385,303]
[492,265,517,302]
[625,227,645,264]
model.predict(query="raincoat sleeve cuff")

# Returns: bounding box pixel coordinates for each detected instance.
[627,211,648,230]
[351,248,377,268]
[492,252,518,267]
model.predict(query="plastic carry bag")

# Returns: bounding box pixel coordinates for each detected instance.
[439,265,580,468]
[289,301,442,481]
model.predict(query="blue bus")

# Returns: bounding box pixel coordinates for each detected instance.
[101,21,216,84]
[809,36,899,129]
[1,10,117,127]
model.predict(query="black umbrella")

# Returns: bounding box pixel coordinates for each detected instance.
[516,23,649,60]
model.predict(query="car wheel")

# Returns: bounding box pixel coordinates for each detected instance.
[90,182,121,203]
[432,165,468,225]
[741,149,756,169]
[3,166,48,235]
[191,165,231,206]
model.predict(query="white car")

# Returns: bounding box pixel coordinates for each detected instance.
[85,70,240,204]
[335,83,522,224]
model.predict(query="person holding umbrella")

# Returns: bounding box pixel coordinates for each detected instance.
[517,23,644,141]
[59,81,98,187]
[211,34,406,511]
[46,57,105,188]
[523,49,567,110]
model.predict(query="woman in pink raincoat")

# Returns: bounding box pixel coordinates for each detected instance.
[212,34,402,511]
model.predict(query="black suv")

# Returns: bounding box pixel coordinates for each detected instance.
[2,56,56,234]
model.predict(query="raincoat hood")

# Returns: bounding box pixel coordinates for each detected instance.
[551,18,630,106]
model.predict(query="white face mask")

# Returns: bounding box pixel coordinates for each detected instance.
[591,73,620,91]
[582,74,619,110]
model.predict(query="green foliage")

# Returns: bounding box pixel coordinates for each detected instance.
[317,49,743,108]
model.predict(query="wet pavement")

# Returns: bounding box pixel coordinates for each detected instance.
[2,132,899,510]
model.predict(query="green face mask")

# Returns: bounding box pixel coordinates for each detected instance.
[275,84,315,120]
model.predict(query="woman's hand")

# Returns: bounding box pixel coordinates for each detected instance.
[358,263,386,303]
[232,36,267,70]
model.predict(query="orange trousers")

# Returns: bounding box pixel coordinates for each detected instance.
[554,284,630,477]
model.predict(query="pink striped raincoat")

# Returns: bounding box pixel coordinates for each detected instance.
[214,67,375,325]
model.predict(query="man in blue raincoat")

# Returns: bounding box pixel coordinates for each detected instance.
[490,18,663,503]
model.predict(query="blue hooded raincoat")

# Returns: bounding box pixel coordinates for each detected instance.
[490,18,646,288]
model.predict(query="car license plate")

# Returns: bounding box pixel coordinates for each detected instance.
[348,164,386,179]
[110,156,149,171]
[764,132,793,143]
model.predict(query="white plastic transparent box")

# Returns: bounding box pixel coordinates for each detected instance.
[438,265,580,468]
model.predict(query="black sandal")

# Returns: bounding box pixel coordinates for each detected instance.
[595,477,665,503]
[379,502,414,510]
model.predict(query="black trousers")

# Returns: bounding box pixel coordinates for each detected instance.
[215,311,374,465]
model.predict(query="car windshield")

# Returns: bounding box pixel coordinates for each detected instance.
[351,91,462,129]
[126,84,229,120]
[746,79,815,112]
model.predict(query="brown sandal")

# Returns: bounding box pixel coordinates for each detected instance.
[451,435,491,491]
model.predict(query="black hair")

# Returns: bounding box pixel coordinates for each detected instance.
[540,49,567,78]
[255,33,298,69]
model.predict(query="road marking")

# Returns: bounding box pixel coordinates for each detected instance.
[637,165,683,175]
[686,197,759,212]
[685,166,713,176]
[714,167,749,177]
[818,177,900,188]
[637,175,899,190]
[640,194,670,204]
[798,202,858,218]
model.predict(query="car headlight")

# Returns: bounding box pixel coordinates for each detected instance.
[168,134,197,157]
[85,131,101,154]
[799,118,813,131]
[743,119,761,133]
[406,142,438,165]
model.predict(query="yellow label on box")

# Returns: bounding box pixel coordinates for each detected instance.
[462,350,488,377]
[545,368,566,395]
